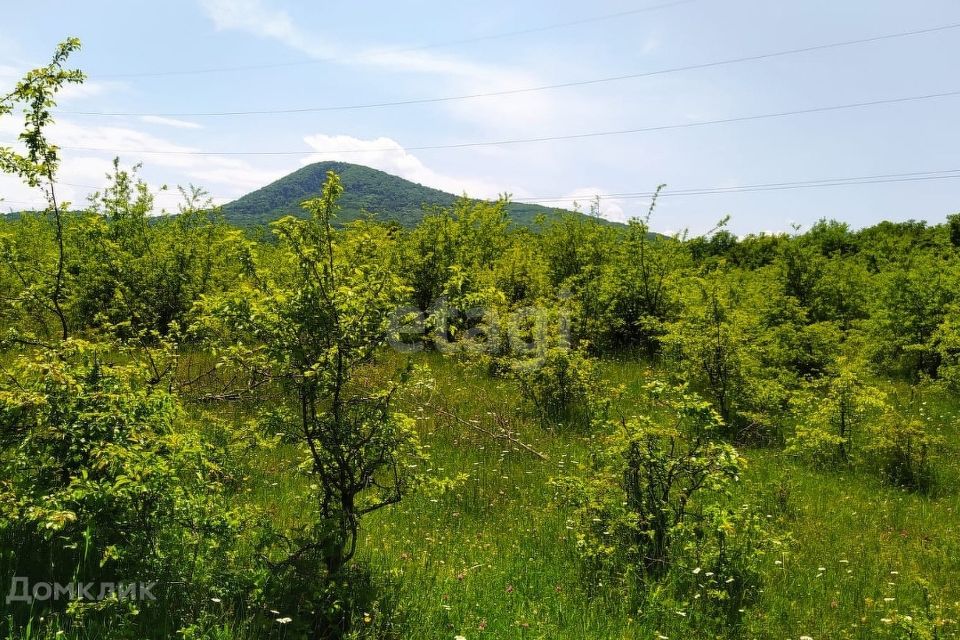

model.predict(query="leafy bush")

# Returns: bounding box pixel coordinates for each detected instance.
[584,212,686,353]
[554,385,773,624]
[511,345,606,429]
[865,408,941,493]
[557,385,741,577]
[866,255,958,379]
[787,357,887,465]
[662,272,761,427]
[932,302,960,390]
[0,340,246,632]
[71,161,249,342]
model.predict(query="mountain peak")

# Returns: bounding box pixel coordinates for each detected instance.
[221,162,612,229]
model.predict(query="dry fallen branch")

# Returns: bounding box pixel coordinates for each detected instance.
[431,403,548,461]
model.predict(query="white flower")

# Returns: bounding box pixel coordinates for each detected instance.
[276,617,292,624]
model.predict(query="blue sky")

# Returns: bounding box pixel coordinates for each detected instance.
[1,0,958,234]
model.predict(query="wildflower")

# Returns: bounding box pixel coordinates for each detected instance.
[276,617,292,624]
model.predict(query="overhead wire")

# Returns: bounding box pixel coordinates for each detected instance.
[16,88,960,156]
[59,21,960,117]
[87,0,700,80]
[4,169,960,212]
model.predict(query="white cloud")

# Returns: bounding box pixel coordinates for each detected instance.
[199,0,487,79]
[302,133,506,199]
[536,186,637,222]
[50,120,279,191]
[196,0,608,134]
[1,116,283,211]
[140,115,204,130]
[57,80,121,102]
[0,64,19,85]
[200,0,337,59]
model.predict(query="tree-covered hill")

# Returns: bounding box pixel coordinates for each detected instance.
[220,160,618,229]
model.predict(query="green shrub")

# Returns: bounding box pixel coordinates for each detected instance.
[866,410,941,493]
[554,384,778,630]
[787,357,887,465]
[511,345,606,429]
[0,340,247,634]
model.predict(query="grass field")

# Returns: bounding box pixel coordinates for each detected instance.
[196,352,960,639]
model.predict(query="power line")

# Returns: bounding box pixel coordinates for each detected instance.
[23,88,960,156]
[514,169,960,202]
[89,0,699,80]
[5,169,959,211]
[61,21,960,117]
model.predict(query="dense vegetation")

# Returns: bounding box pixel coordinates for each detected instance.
[3,40,960,640]
[220,161,618,230]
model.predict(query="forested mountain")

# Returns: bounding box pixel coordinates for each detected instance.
[220,160,616,228]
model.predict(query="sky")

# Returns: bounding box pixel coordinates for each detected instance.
[0,0,958,235]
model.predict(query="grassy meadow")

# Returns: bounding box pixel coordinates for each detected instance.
[169,352,960,640]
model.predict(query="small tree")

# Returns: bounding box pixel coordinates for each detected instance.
[947,212,960,248]
[555,384,756,591]
[0,37,85,341]
[74,159,245,341]
[866,254,957,379]
[588,186,686,353]
[788,357,887,464]
[210,172,422,584]
[662,273,754,425]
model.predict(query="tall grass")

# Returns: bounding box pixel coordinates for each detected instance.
[5,352,960,638]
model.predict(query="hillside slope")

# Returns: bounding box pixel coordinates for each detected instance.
[220,161,614,229]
